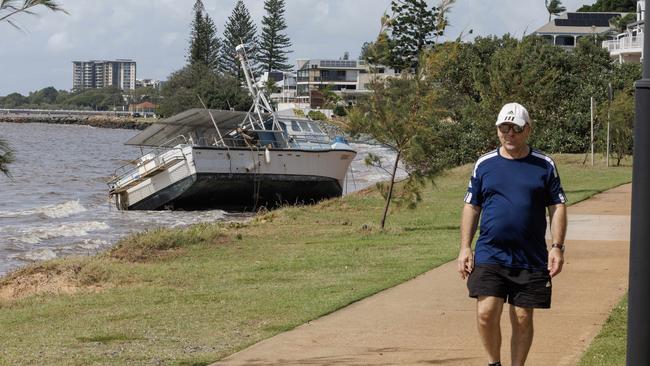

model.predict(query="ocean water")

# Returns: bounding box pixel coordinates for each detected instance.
[0,122,402,275]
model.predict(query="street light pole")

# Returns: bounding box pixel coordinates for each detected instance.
[627,19,650,366]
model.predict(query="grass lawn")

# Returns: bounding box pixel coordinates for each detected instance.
[0,154,632,365]
[578,296,628,366]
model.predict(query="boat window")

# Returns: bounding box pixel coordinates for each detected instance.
[291,120,301,131]
[309,123,323,133]
[298,121,312,132]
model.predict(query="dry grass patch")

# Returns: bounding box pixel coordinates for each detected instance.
[0,259,112,302]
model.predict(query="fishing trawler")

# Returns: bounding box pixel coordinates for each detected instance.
[107,45,356,211]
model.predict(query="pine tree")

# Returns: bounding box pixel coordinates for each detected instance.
[222,0,258,80]
[187,0,221,72]
[387,0,441,72]
[188,0,205,63]
[257,0,293,74]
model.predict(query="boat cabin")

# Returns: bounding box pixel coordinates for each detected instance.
[125,109,333,151]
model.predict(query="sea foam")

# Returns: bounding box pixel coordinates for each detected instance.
[16,221,110,245]
[0,200,87,219]
[13,249,58,262]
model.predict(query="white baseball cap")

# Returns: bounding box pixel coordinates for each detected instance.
[496,102,530,127]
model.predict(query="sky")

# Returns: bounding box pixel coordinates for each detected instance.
[0,0,595,96]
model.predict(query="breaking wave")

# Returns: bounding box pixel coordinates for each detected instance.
[8,249,58,262]
[15,221,110,245]
[0,200,87,219]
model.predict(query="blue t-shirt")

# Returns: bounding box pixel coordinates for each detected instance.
[464,148,566,270]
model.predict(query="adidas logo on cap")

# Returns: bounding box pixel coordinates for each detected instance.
[496,102,530,127]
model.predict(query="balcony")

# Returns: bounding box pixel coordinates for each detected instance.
[603,33,644,55]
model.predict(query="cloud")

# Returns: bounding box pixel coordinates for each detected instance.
[47,32,73,52]
[314,1,331,20]
[161,32,180,47]
[0,0,598,95]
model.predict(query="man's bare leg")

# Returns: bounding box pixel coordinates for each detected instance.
[510,305,534,366]
[477,296,505,364]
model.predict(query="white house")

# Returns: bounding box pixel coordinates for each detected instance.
[602,0,645,63]
[534,11,623,49]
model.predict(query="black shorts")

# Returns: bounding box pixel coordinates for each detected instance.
[467,264,552,309]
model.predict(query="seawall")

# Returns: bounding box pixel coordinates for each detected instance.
[0,115,152,130]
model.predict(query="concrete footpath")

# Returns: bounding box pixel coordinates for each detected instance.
[213,185,631,366]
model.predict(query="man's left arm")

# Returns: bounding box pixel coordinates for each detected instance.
[548,203,567,277]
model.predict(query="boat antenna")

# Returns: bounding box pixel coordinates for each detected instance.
[197,94,225,146]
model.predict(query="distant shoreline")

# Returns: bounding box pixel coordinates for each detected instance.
[0,115,153,130]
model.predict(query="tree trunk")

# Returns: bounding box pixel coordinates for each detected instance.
[380,149,401,230]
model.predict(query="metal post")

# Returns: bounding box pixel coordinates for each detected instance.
[606,123,610,167]
[627,19,650,366]
[591,97,595,166]
[607,83,612,167]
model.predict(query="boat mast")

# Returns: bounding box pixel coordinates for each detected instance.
[235,44,282,131]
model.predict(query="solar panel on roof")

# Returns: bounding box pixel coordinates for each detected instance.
[555,12,619,27]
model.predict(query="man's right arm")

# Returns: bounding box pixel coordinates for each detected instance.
[458,203,481,280]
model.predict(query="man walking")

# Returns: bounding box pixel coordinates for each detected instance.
[457,102,568,366]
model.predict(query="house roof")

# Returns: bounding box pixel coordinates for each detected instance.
[535,12,625,35]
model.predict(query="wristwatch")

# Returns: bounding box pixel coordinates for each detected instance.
[551,243,565,252]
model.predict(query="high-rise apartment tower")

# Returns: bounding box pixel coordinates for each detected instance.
[72,59,137,91]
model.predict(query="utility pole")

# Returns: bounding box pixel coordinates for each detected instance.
[627,20,650,366]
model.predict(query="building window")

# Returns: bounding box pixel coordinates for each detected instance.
[555,35,575,46]
[320,60,357,68]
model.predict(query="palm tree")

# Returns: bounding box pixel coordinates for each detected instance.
[609,13,637,33]
[1,1,67,176]
[0,138,14,177]
[1,0,68,29]
[435,0,457,43]
[545,0,566,22]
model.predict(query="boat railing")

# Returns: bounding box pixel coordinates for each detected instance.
[112,135,188,177]
[192,136,284,149]
[157,135,189,148]
[108,139,188,191]
[191,132,334,150]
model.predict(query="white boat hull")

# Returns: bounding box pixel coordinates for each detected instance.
[111,146,356,210]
